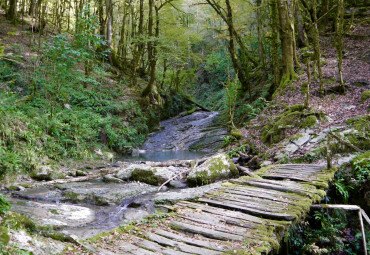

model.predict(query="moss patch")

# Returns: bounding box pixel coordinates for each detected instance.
[131,168,159,185]
[361,90,370,103]
[300,115,317,128]
[261,105,322,144]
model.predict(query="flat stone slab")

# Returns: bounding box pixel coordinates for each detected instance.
[9,198,96,227]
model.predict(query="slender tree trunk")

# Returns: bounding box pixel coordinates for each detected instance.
[270,0,279,91]
[224,0,249,92]
[312,0,324,96]
[142,0,156,97]
[131,0,144,87]
[335,0,345,93]
[256,0,265,69]
[277,0,296,86]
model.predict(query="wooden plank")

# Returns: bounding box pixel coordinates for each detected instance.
[170,221,244,241]
[223,189,298,205]
[198,198,296,221]
[213,192,291,208]
[259,174,313,182]
[177,215,252,237]
[117,242,158,255]
[177,208,256,229]
[177,201,265,224]
[227,186,303,201]
[233,180,310,197]
[144,232,220,255]
[131,236,191,255]
[155,229,230,252]
[203,195,286,212]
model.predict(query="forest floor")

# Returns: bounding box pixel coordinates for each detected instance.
[238,21,369,161]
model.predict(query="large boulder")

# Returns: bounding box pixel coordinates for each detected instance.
[115,164,178,185]
[187,154,238,187]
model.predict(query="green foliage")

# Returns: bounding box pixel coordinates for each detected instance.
[0,10,148,178]
[0,195,10,217]
[288,209,366,254]
[234,97,269,125]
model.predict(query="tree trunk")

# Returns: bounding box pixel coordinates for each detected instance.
[256,0,265,68]
[224,0,249,92]
[131,0,144,87]
[312,0,324,96]
[270,0,279,91]
[335,0,345,93]
[7,0,17,22]
[277,0,296,86]
[141,0,156,97]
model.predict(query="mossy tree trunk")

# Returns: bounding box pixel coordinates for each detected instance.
[270,0,280,91]
[304,58,311,108]
[335,0,345,94]
[277,0,296,86]
[312,0,324,96]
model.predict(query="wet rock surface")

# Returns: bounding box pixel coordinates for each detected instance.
[141,111,227,153]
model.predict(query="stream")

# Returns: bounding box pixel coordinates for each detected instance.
[4,110,227,239]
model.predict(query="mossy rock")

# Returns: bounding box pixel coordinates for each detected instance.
[131,168,159,186]
[261,105,323,144]
[361,90,370,103]
[289,104,306,112]
[230,127,242,140]
[187,154,238,187]
[300,115,318,129]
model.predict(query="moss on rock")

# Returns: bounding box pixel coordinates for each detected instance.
[300,115,318,128]
[187,154,238,187]
[131,168,159,186]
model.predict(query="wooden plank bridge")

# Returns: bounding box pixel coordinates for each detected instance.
[90,164,336,255]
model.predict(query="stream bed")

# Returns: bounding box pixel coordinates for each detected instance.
[4,110,227,239]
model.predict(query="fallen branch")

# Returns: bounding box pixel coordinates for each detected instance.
[157,160,199,192]
[2,57,26,68]
[328,131,363,152]
[236,165,257,177]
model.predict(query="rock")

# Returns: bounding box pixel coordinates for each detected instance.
[311,132,326,143]
[336,155,356,166]
[153,182,222,202]
[10,230,66,255]
[285,143,299,154]
[325,116,334,123]
[260,161,273,167]
[57,182,157,205]
[112,161,125,167]
[103,152,114,161]
[169,180,188,189]
[75,170,87,177]
[115,164,179,185]
[30,166,53,181]
[291,133,311,146]
[344,105,356,110]
[103,174,124,183]
[124,208,150,221]
[187,154,238,187]
[141,111,228,153]
[9,199,96,228]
